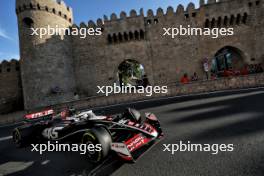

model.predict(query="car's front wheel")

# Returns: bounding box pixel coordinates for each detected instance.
[82,127,112,163]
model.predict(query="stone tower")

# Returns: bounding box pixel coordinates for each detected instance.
[16,0,76,109]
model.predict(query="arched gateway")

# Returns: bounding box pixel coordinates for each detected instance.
[211,46,246,74]
[117,59,148,87]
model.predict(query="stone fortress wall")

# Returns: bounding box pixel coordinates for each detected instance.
[12,0,264,110]
[16,0,76,110]
[72,0,264,97]
[44,73,264,114]
[0,60,23,114]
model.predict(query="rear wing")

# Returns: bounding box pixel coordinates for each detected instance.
[24,109,54,121]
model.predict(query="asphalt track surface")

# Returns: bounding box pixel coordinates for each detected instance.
[1,88,264,176]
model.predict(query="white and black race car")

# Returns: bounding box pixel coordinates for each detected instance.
[13,108,163,163]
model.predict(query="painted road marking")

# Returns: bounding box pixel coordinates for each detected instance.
[0,161,34,175]
[0,136,12,142]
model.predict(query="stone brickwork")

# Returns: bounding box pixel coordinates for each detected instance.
[15,0,264,110]
[0,60,23,114]
[47,73,264,113]
[16,0,76,109]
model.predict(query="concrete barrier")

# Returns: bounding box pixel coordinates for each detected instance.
[1,73,264,125]
[58,73,264,111]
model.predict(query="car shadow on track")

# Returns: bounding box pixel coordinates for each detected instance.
[0,142,124,176]
[83,155,124,176]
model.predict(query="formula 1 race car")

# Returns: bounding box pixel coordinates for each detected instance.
[13,108,163,163]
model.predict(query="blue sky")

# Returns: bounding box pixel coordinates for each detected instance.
[0,0,199,61]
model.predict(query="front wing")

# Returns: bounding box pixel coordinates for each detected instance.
[111,131,163,162]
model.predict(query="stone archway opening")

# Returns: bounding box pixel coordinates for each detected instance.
[117,59,149,87]
[211,46,245,76]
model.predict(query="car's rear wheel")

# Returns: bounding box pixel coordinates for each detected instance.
[13,125,37,147]
[82,127,112,163]
[13,128,24,147]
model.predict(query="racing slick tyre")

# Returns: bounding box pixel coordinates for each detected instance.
[82,127,112,163]
[13,124,36,148]
[12,128,27,148]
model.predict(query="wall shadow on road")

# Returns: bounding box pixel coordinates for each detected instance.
[93,89,261,116]
[164,91,264,141]
[166,91,264,124]
[183,114,264,142]
[166,91,263,112]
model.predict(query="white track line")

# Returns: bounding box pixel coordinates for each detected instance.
[0,136,12,142]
